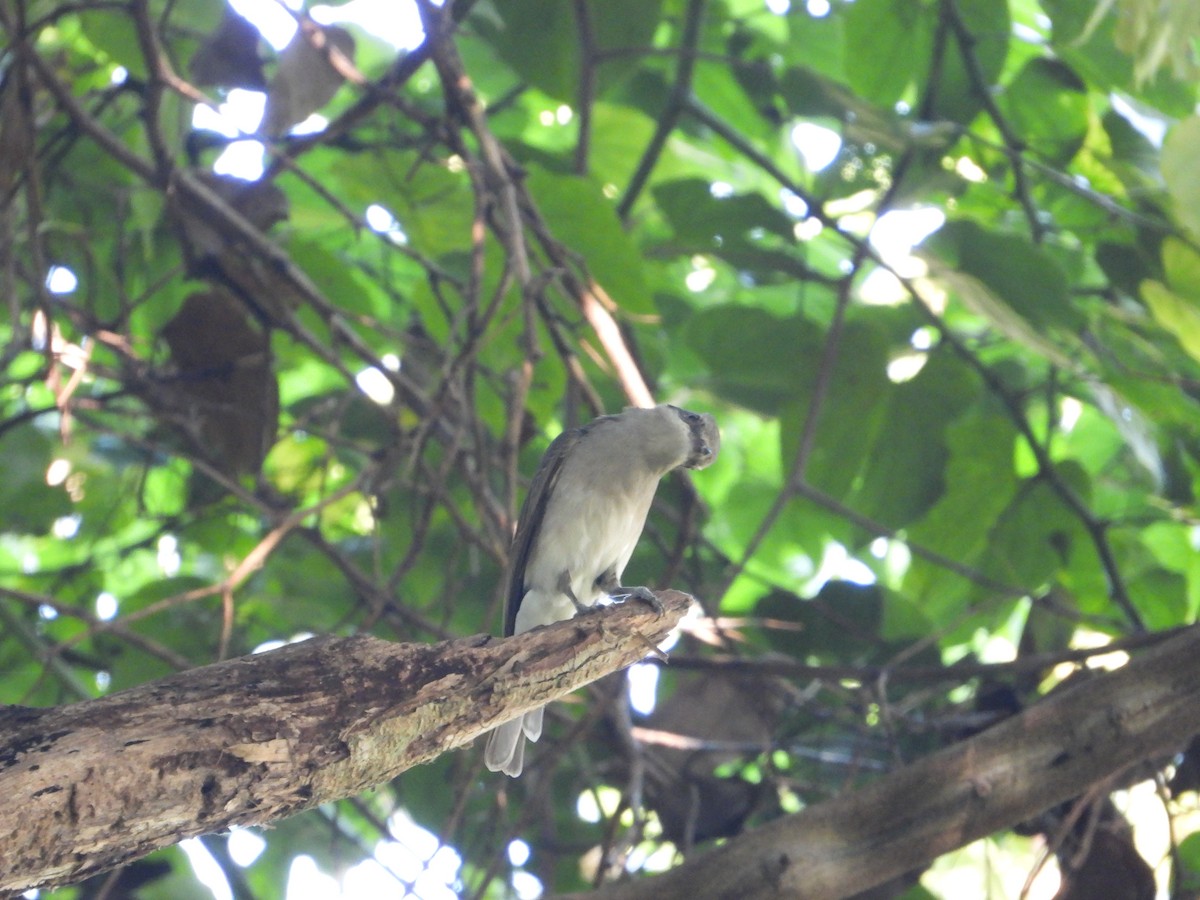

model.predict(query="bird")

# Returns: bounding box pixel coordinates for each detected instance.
[484,404,720,776]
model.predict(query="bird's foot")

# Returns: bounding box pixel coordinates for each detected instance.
[557,570,592,615]
[610,585,664,615]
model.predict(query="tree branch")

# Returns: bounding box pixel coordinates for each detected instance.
[569,622,1200,900]
[616,0,706,221]
[0,591,693,893]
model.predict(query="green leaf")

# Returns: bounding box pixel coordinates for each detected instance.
[779,320,892,503]
[851,350,981,529]
[287,234,387,321]
[474,0,663,101]
[1040,0,1094,44]
[926,220,1079,333]
[1179,832,1200,893]
[756,581,885,661]
[1162,236,1200,301]
[524,165,654,314]
[1163,116,1200,238]
[1001,58,1089,164]
[987,478,1082,590]
[1128,567,1188,630]
[654,178,794,245]
[1140,280,1200,365]
[692,60,779,144]
[652,178,826,282]
[78,10,148,79]
[843,0,929,107]
[902,412,1020,619]
[310,148,475,260]
[587,103,660,188]
[0,428,72,532]
[930,0,1010,124]
[685,306,818,413]
[782,7,845,79]
[1103,107,1160,179]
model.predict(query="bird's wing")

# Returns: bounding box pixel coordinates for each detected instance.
[503,424,586,636]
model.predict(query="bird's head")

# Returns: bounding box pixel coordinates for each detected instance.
[669,406,720,470]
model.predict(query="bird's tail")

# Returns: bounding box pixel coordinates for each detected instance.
[484,706,544,777]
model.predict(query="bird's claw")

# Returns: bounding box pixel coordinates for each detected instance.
[610,585,664,614]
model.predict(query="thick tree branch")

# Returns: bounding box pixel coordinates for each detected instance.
[0,591,693,894]
[572,623,1200,900]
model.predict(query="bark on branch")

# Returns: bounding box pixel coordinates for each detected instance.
[0,590,693,894]
[570,623,1200,900]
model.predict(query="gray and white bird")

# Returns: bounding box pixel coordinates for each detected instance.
[484,404,720,777]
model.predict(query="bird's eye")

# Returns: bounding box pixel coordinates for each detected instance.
[685,412,700,423]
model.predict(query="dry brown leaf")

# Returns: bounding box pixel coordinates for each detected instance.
[189,7,266,91]
[0,74,34,194]
[262,23,355,137]
[158,290,279,476]
[1054,827,1155,900]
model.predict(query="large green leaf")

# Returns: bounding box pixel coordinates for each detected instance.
[77,9,150,79]
[778,320,893,503]
[652,177,811,282]
[1162,116,1200,238]
[655,178,795,244]
[525,165,654,314]
[931,0,1010,124]
[901,412,1020,621]
[473,0,664,101]
[1001,58,1089,165]
[1142,280,1200,365]
[987,476,1084,591]
[782,7,845,79]
[587,102,660,188]
[685,305,819,413]
[1137,239,1200,365]
[304,148,476,261]
[1163,236,1200,300]
[0,428,72,532]
[843,0,930,108]
[926,219,1079,333]
[850,350,981,529]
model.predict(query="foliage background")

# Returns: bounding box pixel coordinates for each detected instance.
[4,0,1200,896]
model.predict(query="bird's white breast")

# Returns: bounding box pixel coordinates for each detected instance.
[517,457,657,630]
